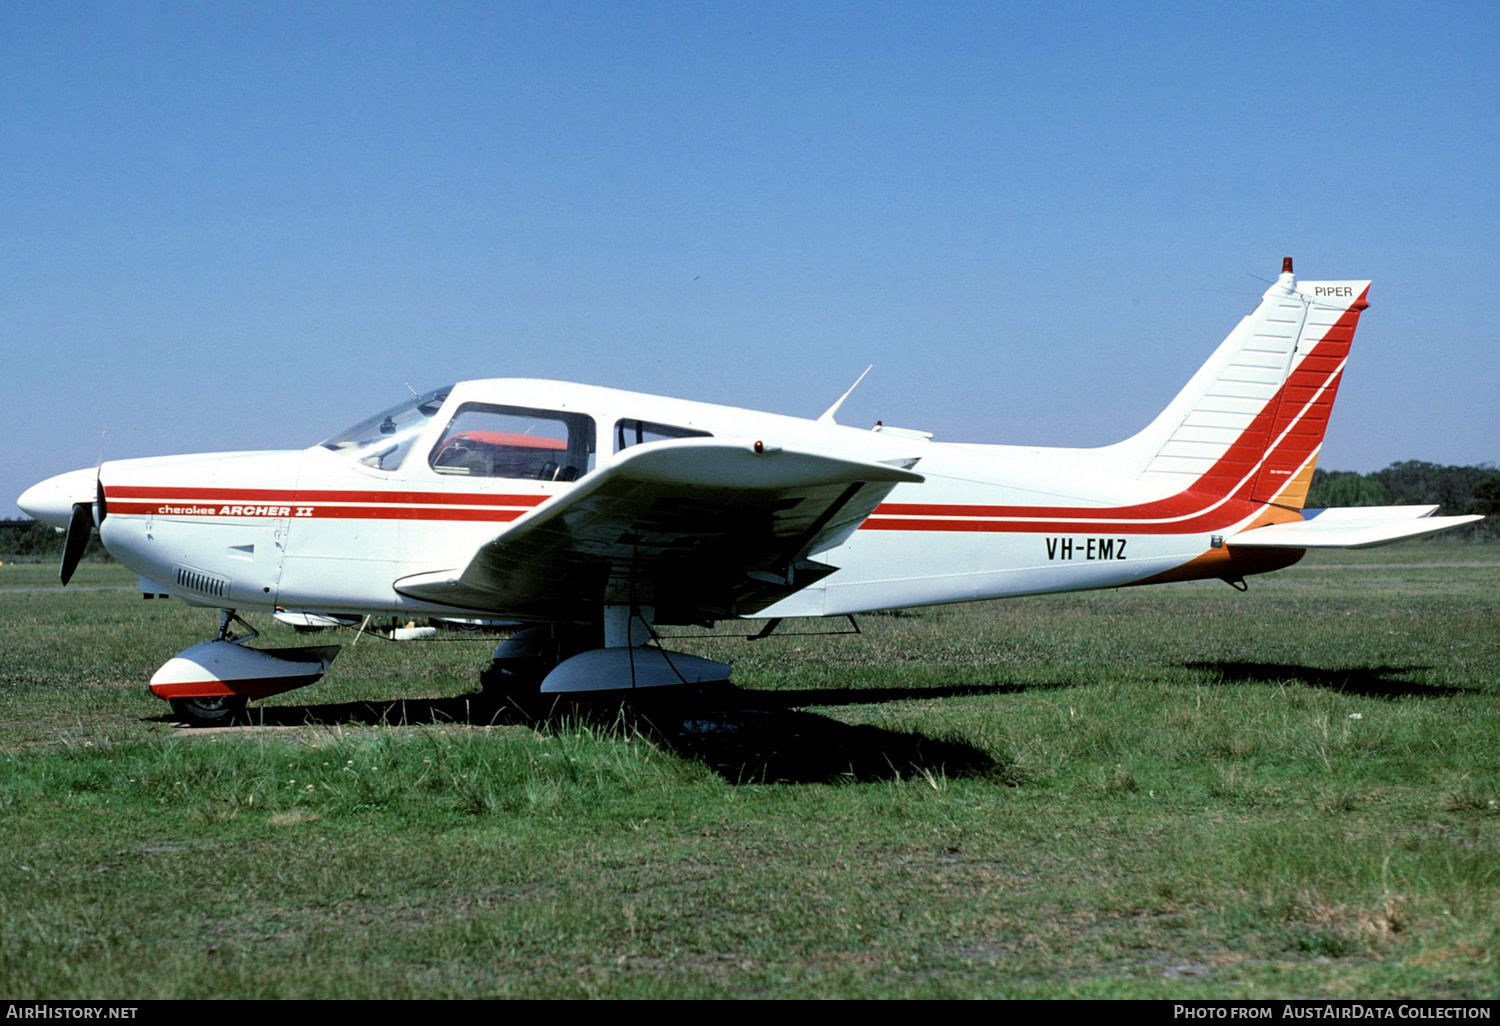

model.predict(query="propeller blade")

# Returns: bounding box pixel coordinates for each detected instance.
[60,502,92,586]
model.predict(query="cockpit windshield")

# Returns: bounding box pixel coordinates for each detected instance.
[320,386,453,471]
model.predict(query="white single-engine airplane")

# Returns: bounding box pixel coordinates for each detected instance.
[19,260,1481,723]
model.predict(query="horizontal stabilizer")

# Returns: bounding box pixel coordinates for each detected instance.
[1229,507,1482,549]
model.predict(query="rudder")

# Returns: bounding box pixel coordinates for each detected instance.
[1246,276,1369,508]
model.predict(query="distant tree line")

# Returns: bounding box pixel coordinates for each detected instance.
[1306,461,1500,537]
[0,519,111,563]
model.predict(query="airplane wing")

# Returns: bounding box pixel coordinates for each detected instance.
[1229,506,1482,550]
[393,438,923,621]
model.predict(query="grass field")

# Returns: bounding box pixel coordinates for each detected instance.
[1,543,1497,998]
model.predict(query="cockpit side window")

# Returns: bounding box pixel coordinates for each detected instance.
[321,386,452,472]
[431,403,595,481]
[614,418,711,452]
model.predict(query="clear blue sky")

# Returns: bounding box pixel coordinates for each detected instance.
[5,1,1497,516]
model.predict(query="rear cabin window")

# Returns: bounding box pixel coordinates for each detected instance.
[430,404,595,481]
[614,419,711,452]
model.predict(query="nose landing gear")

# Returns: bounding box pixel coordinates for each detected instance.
[150,609,341,726]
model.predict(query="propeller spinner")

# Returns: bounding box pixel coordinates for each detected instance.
[16,466,103,585]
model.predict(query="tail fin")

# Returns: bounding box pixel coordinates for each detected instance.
[1117,259,1370,510]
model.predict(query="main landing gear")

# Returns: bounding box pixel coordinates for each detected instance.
[481,605,731,702]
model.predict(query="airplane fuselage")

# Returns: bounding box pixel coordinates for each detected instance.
[87,376,1296,624]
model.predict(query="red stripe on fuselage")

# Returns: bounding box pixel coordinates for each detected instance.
[862,502,1263,534]
[107,501,531,523]
[105,486,548,507]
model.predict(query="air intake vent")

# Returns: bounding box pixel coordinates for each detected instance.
[174,564,230,599]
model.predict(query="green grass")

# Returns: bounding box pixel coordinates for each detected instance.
[1,543,1497,997]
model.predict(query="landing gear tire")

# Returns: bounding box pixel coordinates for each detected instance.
[169,695,248,726]
[479,660,544,703]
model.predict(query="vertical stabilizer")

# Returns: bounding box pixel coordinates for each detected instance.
[1120,260,1370,510]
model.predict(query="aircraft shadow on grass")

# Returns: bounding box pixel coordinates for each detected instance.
[1182,660,1467,699]
[148,681,1042,786]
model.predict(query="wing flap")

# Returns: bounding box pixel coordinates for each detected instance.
[394,438,923,619]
